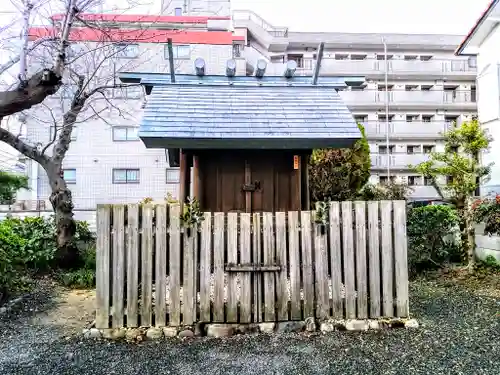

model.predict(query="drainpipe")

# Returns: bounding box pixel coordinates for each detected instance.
[382,37,390,179]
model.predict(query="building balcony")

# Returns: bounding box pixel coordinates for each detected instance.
[362,121,451,140]
[282,57,476,80]
[371,153,430,170]
[339,90,476,110]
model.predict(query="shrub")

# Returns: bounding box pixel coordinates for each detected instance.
[0,216,96,298]
[407,205,461,275]
[471,195,500,236]
[308,123,371,202]
[358,181,413,201]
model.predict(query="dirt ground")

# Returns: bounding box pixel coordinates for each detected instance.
[30,286,96,334]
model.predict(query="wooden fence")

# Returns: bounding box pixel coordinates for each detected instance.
[95,200,409,329]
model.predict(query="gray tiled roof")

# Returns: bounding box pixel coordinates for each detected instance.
[139,81,360,149]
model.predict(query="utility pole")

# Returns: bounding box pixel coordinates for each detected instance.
[382,37,390,179]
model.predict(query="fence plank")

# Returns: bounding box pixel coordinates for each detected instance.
[183,226,197,325]
[275,212,288,321]
[367,201,381,318]
[112,205,125,328]
[355,201,368,319]
[213,213,225,322]
[288,211,301,320]
[314,222,329,320]
[329,202,343,318]
[239,213,252,323]
[169,204,181,326]
[252,213,262,322]
[141,205,154,326]
[300,211,314,319]
[155,205,168,327]
[226,212,238,323]
[263,212,276,321]
[126,204,139,327]
[199,212,212,322]
[380,200,394,317]
[342,201,356,319]
[96,205,111,329]
[393,201,409,317]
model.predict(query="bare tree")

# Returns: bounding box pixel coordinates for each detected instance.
[10,9,179,265]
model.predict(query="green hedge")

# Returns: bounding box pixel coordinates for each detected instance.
[407,205,461,276]
[0,216,96,300]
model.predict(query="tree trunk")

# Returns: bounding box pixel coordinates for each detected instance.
[47,166,78,268]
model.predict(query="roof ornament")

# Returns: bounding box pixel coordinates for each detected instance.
[284,60,297,78]
[194,58,206,76]
[255,59,267,78]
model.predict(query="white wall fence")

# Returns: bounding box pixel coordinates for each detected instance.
[475,223,500,262]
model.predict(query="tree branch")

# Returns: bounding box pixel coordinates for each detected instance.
[0,125,48,166]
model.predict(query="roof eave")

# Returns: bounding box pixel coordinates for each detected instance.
[456,0,500,56]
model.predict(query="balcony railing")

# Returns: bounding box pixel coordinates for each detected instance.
[339,89,476,107]
[371,153,431,169]
[233,10,288,37]
[264,57,476,76]
[361,121,452,139]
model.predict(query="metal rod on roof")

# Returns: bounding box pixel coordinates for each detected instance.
[312,42,325,85]
[167,38,176,83]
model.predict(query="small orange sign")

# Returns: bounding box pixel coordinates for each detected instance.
[293,155,300,170]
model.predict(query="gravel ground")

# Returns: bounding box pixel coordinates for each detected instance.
[1,277,500,375]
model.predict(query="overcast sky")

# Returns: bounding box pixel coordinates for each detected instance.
[231,0,491,34]
[0,0,492,35]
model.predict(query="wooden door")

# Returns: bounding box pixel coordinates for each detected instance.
[199,151,302,213]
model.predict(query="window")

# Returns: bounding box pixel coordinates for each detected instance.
[423,145,435,154]
[421,85,433,91]
[380,176,396,185]
[405,85,418,91]
[377,84,393,91]
[378,145,394,154]
[404,55,418,60]
[113,126,139,141]
[113,169,140,184]
[424,176,433,186]
[232,44,242,58]
[407,145,420,154]
[422,115,434,122]
[420,55,433,61]
[449,145,459,153]
[376,54,393,60]
[114,43,139,58]
[174,7,182,16]
[335,54,348,60]
[351,54,367,60]
[353,115,367,123]
[408,176,421,186]
[166,168,180,184]
[406,115,419,122]
[49,125,77,141]
[63,169,76,184]
[164,44,191,60]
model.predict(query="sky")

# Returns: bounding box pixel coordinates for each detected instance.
[0,0,492,35]
[230,0,492,34]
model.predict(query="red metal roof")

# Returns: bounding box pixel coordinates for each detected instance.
[456,0,499,55]
[28,27,244,45]
[50,13,231,24]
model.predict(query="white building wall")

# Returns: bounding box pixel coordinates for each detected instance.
[476,23,500,195]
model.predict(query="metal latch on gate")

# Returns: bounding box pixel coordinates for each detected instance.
[241,180,261,192]
[225,263,281,272]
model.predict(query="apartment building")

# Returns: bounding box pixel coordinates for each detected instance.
[232,10,478,200]
[20,12,245,213]
[18,3,478,211]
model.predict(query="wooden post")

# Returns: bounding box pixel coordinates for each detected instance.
[192,154,201,202]
[301,154,310,210]
[179,150,187,211]
[292,154,302,211]
[244,160,251,213]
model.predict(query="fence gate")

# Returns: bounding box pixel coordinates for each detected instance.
[220,212,288,323]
